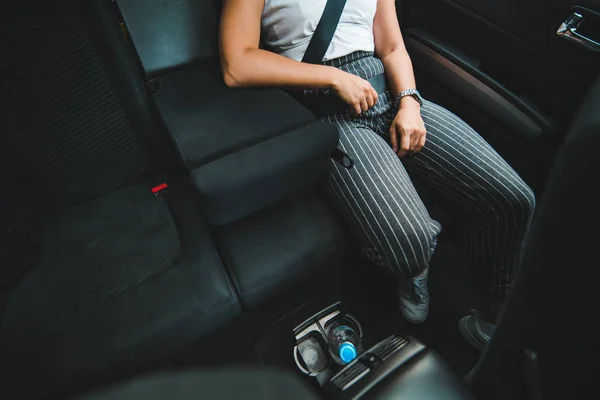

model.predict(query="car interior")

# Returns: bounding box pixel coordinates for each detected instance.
[1,0,598,399]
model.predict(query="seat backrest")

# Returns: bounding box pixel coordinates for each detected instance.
[116,0,221,77]
[0,1,149,218]
[469,75,600,399]
[0,0,171,294]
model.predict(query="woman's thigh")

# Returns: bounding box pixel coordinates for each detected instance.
[325,117,440,276]
[405,101,535,218]
[404,100,535,283]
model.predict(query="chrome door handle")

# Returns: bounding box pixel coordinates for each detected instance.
[557,12,600,52]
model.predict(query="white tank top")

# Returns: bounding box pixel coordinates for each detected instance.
[261,0,377,62]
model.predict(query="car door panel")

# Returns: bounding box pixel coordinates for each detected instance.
[398,0,600,189]
[404,30,553,140]
[436,0,600,52]
[404,0,600,126]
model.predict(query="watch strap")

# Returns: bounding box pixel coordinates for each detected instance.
[394,89,423,108]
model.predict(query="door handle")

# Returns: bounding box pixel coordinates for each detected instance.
[557,12,600,52]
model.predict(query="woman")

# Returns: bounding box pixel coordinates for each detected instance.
[220,0,535,344]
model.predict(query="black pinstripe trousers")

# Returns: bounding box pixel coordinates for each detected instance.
[304,52,535,295]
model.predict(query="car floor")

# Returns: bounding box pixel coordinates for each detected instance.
[175,232,484,383]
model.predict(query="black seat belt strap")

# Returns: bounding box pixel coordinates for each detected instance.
[302,0,348,64]
[302,0,354,169]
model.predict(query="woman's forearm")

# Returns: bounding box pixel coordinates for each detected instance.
[220,0,342,90]
[221,48,341,89]
[373,0,420,108]
[380,48,418,99]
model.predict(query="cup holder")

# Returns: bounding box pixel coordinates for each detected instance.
[293,302,363,379]
[294,331,329,376]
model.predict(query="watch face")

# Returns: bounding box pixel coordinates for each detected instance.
[412,90,423,105]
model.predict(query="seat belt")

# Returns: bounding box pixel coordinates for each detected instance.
[302,0,348,64]
[302,0,357,170]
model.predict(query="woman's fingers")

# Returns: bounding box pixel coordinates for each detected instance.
[409,131,419,152]
[367,93,375,109]
[360,98,369,113]
[389,124,398,153]
[415,132,426,154]
[336,73,380,114]
[371,87,379,105]
[397,131,411,158]
[359,82,376,113]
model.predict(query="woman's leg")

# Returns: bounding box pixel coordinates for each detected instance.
[326,118,441,276]
[404,100,536,297]
[324,117,441,322]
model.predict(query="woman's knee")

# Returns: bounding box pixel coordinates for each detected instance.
[380,220,440,277]
[521,185,536,216]
[509,181,536,221]
[492,180,536,224]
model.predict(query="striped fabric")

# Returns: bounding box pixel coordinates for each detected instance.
[310,52,535,295]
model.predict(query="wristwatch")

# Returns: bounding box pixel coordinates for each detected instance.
[394,88,423,108]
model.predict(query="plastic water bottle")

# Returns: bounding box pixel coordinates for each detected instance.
[327,323,363,365]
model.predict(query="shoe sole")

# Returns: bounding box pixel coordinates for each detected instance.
[458,316,485,351]
[400,303,429,324]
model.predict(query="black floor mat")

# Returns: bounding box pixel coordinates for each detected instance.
[338,241,483,377]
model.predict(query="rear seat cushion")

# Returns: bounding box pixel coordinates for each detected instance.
[2,185,179,329]
[154,66,318,170]
[1,185,240,398]
[214,189,347,309]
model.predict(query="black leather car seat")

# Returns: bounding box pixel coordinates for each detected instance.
[111,0,348,308]
[468,75,600,399]
[0,1,240,398]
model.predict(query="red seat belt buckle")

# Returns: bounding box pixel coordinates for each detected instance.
[151,182,168,195]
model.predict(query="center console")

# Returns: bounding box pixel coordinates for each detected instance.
[293,303,474,400]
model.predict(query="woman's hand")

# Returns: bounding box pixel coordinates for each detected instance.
[390,98,426,158]
[331,69,379,115]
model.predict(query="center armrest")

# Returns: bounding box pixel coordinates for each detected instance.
[191,121,339,226]
[152,65,340,225]
[153,65,319,170]
[324,336,474,400]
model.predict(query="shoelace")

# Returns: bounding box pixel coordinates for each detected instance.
[413,275,429,301]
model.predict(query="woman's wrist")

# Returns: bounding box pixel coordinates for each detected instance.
[327,66,344,90]
[397,94,421,111]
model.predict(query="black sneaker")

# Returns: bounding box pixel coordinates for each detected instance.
[458,309,495,351]
[397,267,430,324]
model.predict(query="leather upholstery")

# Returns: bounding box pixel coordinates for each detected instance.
[153,66,320,170]
[117,0,341,226]
[1,1,345,397]
[214,190,347,309]
[0,187,241,400]
[117,0,219,76]
[364,349,474,400]
[191,122,338,225]
[78,369,319,400]
[325,336,473,400]
[154,65,340,224]
[469,76,600,399]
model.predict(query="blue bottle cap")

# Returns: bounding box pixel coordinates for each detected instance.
[339,342,357,363]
